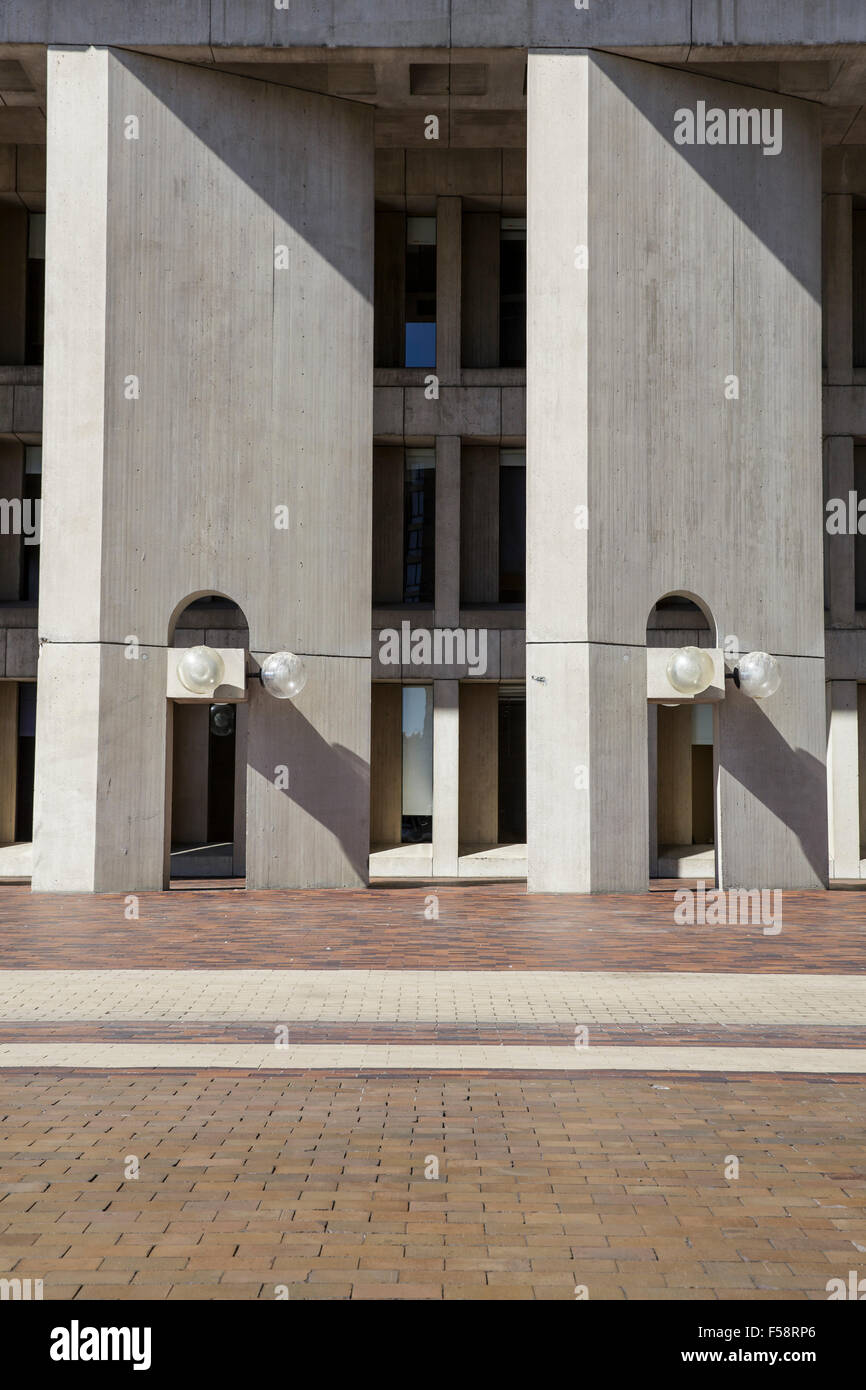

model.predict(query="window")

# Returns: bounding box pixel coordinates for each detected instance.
[403,447,435,604]
[499,449,526,602]
[499,217,526,368]
[405,216,436,367]
[26,213,45,366]
[402,684,433,843]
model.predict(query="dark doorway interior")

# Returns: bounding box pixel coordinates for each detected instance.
[206,703,236,844]
[170,702,239,879]
[15,682,35,842]
[498,684,526,843]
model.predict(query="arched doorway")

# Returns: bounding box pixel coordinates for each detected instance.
[167,595,249,882]
[646,594,717,883]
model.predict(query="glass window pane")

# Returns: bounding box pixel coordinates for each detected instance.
[405,217,437,367]
[405,321,436,367]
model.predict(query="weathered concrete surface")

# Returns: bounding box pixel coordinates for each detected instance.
[527,51,826,891]
[3,3,864,53]
[717,660,828,890]
[245,657,370,890]
[526,640,647,893]
[33,48,373,891]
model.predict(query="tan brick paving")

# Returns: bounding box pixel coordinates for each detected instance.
[0,1072,864,1300]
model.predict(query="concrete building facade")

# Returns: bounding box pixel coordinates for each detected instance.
[0,3,863,893]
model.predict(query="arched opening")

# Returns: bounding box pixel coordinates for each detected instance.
[167,594,249,884]
[646,593,717,884]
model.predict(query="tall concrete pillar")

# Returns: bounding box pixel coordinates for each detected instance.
[526,50,826,892]
[432,679,459,876]
[33,47,373,891]
[827,681,860,879]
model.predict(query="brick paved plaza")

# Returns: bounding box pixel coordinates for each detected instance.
[1,1074,864,1301]
[1,883,865,1302]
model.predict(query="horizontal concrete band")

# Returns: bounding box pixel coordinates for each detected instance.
[0,1044,865,1072]
[0,969,863,1025]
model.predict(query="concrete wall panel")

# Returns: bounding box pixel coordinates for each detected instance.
[717,657,827,888]
[246,656,370,888]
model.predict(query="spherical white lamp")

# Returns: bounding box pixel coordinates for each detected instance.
[736,651,781,700]
[176,644,225,695]
[665,646,715,697]
[260,651,307,700]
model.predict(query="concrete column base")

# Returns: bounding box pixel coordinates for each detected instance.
[527,642,647,893]
[32,642,167,892]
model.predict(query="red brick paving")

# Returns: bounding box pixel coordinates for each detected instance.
[1,883,865,971]
[1,1072,864,1301]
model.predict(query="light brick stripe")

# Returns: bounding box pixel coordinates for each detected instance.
[0,969,864,1025]
[0,1043,865,1072]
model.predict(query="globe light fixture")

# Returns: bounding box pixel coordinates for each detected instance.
[735,651,781,700]
[209,703,235,738]
[176,644,225,695]
[260,651,307,700]
[665,645,715,697]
